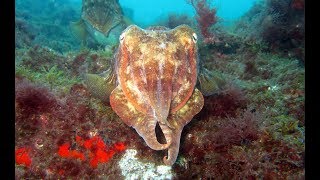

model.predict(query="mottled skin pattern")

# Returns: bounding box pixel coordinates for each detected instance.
[110,25,204,165]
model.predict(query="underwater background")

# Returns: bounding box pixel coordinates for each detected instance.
[15,0,305,179]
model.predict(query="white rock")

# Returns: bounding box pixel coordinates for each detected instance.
[118,149,173,180]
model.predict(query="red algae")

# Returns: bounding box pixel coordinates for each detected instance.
[57,143,85,161]
[15,77,135,178]
[57,135,126,168]
[15,147,32,167]
[58,143,71,158]
[113,142,126,151]
[197,84,247,119]
[188,0,218,43]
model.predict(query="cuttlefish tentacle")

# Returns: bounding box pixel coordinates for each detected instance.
[163,128,182,166]
[134,116,171,150]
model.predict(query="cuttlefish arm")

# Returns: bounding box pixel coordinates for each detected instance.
[110,86,171,150]
[161,88,204,165]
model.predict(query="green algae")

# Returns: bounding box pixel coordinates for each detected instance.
[16,64,81,93]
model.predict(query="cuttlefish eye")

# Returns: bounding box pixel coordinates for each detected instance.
[119,33,125,43]
[192,33,197,43]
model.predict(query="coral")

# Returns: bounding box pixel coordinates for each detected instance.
[188,0,218,43]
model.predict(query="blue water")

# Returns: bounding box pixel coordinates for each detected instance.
[16,0,257,27]
[119,0,257,27]
[15,0,259,51]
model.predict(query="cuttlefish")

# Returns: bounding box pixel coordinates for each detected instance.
[85,24,226,165]
[70,0,132,45]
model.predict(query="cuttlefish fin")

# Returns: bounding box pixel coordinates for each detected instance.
[84,68,117,102]
[122,16,134,26]
[70,19,88,42]
[197,67,227,96]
